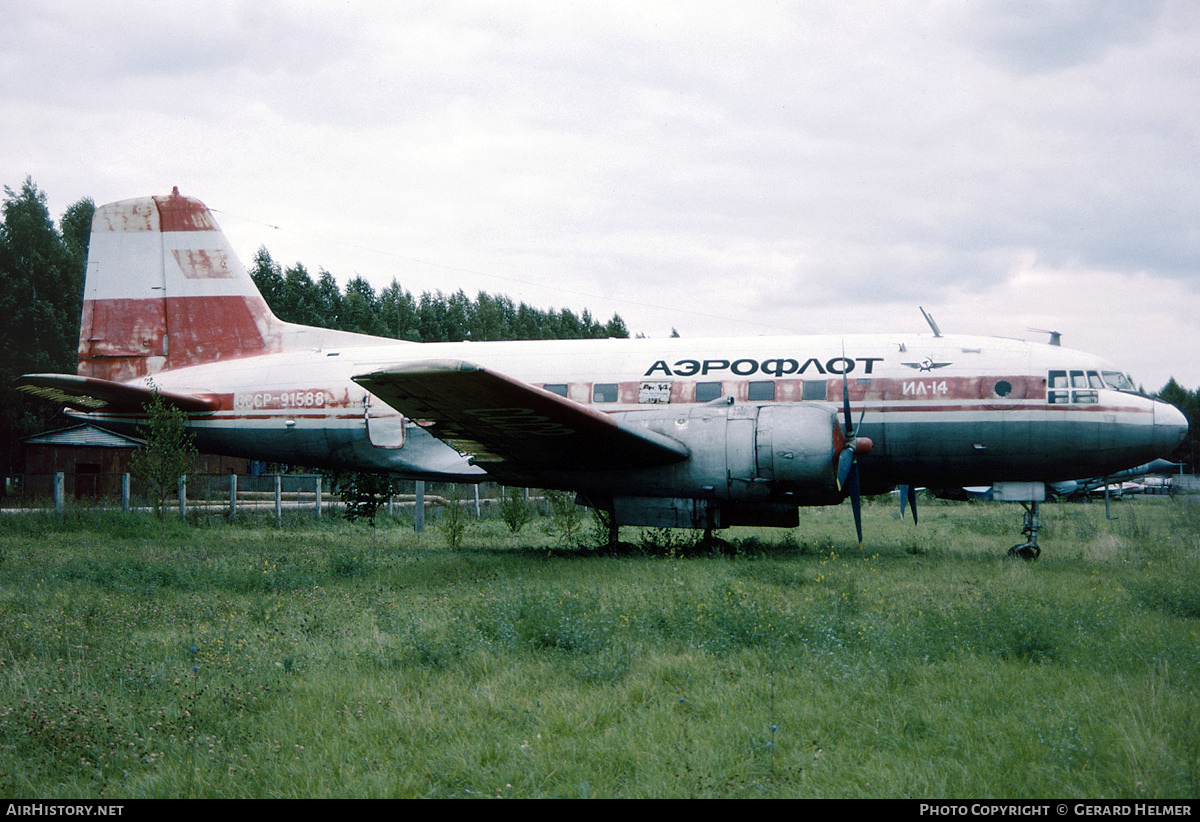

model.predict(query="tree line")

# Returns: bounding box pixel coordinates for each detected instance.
[0,179,92,473]
[0,178,629,473]
[1157,379,1199,473]
[247,247,629,343]
[1,177,1197,474]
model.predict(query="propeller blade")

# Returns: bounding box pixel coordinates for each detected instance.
[900,484,919,524]
[837,447,854,491]
[842,371,853,436]
[848,461,863,546]
[838,353,866,547]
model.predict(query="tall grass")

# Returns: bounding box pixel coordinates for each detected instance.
[1,498,1197,797]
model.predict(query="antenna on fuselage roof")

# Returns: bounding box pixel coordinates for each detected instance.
[919,306,942,337]
[1029,328,1062,346]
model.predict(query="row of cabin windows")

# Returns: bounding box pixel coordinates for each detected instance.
[694,379,829,402]
[699,380,777,402]
[543,380,830,404]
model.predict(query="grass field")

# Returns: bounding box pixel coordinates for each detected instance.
[1,496,1198,798]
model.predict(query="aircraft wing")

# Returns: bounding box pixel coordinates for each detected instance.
[353,359,690,476]
[15,374,220,414]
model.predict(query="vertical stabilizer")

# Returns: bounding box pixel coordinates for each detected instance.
[78,188,285,381]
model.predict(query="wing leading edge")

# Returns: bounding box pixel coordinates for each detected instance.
[15,373,220,414]
[353,359,689,476]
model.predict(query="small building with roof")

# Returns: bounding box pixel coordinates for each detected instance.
[20,423,248,500]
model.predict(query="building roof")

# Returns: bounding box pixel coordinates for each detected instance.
[23,423,145,449]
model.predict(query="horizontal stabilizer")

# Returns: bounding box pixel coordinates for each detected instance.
[15,373,220,414]
[353,359,690,474]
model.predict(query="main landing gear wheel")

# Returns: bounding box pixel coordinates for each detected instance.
[697,512,733,554]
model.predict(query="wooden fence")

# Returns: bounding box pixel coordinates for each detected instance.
[1,473,514,531]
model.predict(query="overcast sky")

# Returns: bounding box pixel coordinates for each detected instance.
[4,0,1198,390]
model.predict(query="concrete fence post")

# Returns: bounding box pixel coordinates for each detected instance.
[414,480,425,533]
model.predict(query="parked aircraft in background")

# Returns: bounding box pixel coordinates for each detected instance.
[1048,459,1180,499]
[909,459,1179,502]
[16,190,1190,558]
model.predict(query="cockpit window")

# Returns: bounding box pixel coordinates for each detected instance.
[1049,368,1138,402]
[1048,369,1100,404]
[1048,370,1069,404]
[1102,371,1137,392]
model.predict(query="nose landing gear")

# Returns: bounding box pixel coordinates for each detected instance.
[1007,501,1042,561]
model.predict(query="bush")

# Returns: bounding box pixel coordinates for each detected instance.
[437,485,470,549]
[498,486,534,534]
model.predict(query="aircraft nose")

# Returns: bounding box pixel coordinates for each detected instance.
[1154,401,1189,456]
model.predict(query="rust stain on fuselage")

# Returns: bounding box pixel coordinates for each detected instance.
[172,248,235,279]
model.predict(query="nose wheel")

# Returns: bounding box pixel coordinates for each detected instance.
[1007,501,1042,561]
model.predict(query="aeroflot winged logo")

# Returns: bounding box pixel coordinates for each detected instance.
[901,357,953,372]
[643,356,885,378]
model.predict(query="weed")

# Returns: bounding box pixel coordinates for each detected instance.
[327,548,373,578]
[477,589,615,656]
[497,486,534,534]
[798,535,838,556]
[1132,577,1200,620]
[436,486,470,549]
[544,490,584,546]
[1120,505,1150,541]
[637,527,698,557]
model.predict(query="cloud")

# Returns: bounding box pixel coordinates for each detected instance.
[4,0,1198,391]
[958,0,1168,74]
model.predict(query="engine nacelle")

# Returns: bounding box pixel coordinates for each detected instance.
[752,404,843,491]
[571,402,846,529]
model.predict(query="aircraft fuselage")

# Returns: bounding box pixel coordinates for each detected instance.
[21,190,1187,537]
[80,331,1184,500]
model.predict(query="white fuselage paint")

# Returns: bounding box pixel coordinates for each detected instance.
[56,193,1187,527]
[81,331,1186,493]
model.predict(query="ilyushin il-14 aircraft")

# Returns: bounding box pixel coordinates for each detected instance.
[16,190,1190,559]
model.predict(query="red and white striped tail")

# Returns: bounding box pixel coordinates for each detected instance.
[78,188,286,382]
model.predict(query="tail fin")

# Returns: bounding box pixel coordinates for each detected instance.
[78,188,287,381]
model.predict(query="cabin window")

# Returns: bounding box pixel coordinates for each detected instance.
[802,380,827,401]
[593,383,619,403]
[543,383,568,398]
[695,381,722,402]
[748,381,775,402]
